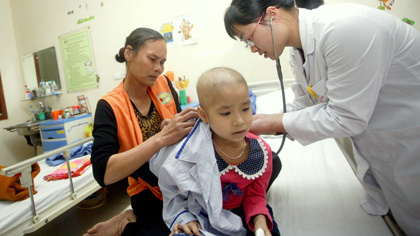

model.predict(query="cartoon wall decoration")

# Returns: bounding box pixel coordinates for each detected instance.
[65,2,106,25]
[159,14,197,47]
[378,0,394,10]
[377,0,415,26]
[402,18,415,25]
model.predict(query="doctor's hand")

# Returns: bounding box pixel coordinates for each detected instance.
[250,113,285,136]
[158,107,198,146]
[170,221,202,236]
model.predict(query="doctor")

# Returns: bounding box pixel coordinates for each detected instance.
[224,1,420,235]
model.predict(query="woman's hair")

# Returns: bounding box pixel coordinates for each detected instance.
[115,27,165,63]
[295,0,324,10]
[224,0,295,40]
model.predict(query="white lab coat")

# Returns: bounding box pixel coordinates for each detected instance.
[149,120,247,236]
[282,4,420,235]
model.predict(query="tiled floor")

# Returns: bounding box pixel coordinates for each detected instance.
[27,180,131,236]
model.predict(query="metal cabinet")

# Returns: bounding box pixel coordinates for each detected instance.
[39,113,92,153]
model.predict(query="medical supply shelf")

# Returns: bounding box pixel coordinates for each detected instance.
[39,113,92,153]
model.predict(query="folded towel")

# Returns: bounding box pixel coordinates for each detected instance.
[44,156,91,181]
[46,142,93,166]
[0,163,41,201]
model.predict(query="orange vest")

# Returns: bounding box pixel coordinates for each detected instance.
[101,76,177,199]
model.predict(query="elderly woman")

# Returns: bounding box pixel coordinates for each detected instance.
[85,27,198,236]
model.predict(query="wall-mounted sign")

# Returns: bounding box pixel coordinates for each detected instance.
[59,27,98,92]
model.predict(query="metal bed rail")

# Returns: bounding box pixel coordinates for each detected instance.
[1,137,94,226]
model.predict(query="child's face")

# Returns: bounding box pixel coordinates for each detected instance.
[199,83,252,144]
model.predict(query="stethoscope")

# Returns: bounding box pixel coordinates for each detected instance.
[269,15,287,156]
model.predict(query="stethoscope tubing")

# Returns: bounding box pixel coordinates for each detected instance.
[270,17,287,156]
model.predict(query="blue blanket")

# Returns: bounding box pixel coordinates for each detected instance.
[46,142,93,166]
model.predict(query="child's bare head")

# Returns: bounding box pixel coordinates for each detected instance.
[196,67,248,111]
[197,67,252,142]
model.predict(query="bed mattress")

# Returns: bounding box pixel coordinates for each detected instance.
[0,156,98,235]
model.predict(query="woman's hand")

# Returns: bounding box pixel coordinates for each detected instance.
[169,221,202,236]
[102,108,198,186]
[158,107,198,146]
[253,215,272,236]
[160,118,171,130]
[250,113,284,135]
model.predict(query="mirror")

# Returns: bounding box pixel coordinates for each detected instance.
[21,46,61,90]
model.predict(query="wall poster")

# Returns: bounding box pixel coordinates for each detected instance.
[59,27,98,92]
[159,14,197,47]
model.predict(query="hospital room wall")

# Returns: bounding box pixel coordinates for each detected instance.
[0,0,290,165]
[325,0,419,32]
[1,0,418,166]
[0,0,36,166]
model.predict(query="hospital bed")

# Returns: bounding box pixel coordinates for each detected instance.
[249,80,395,236]
[0,137,100,236]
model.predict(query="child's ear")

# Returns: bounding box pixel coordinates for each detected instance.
[197,106,208,124]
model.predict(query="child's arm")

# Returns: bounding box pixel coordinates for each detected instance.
[158,159,200,232]
[253,215,272,236]
[149,137,198,230]
[243,139,274,231]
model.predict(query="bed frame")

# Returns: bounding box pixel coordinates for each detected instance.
[248,79,294,97]
[0,137,100,236]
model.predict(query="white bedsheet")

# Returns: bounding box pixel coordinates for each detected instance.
[254,86,391,235]
[0,156,97,235]
[265,137,392,236]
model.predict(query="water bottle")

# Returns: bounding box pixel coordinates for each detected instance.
[44,81,51,96]
[29,105,37,122]
[39,81,46,97]
[25,85,32,99]
[50,81,58,94]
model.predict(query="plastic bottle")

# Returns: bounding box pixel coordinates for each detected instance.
[39,81,46,97]
[50,81,58,94]
[85,123,93,137]
[44,81,51,96]
[25,85,32,99]
[29,105,37,122]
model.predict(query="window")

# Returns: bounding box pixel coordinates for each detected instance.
[0,72,8,120]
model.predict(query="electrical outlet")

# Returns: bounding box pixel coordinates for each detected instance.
[113,72,125,80]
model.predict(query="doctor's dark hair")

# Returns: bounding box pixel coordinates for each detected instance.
[224,0,294,40]
[115,27,165,63]
[295,0,324,10]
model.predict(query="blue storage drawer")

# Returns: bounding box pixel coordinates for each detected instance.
[42,140,67,152]
[41,126,65,139]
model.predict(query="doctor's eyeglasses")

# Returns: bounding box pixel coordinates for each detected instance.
[245,12,265,48]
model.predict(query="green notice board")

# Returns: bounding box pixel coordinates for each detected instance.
[60,28,97,92]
